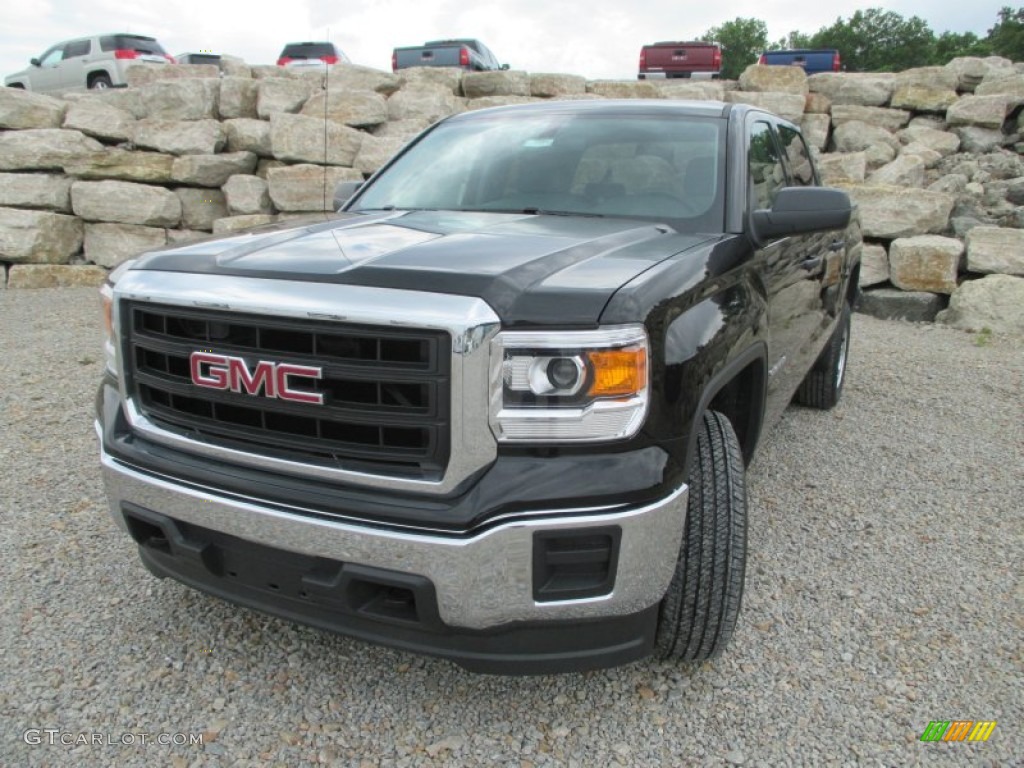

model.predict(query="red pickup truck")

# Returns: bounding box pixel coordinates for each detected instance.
[638,41,721,80]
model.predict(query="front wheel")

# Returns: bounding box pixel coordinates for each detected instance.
[654,410,748,663]
[794,301,851,409]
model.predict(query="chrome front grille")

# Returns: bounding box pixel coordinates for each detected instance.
[127,303,451,477]
[112,271,500,494]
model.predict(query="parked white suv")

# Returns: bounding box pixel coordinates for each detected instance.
[4,33,174,93]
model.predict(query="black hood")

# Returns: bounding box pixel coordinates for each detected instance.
[134,211,713,325]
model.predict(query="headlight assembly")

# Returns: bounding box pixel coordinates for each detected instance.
[490,325,649,442]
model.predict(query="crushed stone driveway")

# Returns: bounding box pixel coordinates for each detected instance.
[1,288,1020,767]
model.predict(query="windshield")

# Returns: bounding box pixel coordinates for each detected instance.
[281,43,335,58]
[183,53,221,66]
[351,111,726,231]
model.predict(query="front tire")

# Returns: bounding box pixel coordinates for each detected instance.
[795,301,851,410]
[655,410,748,663]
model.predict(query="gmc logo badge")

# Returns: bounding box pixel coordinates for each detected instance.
[189,352,324,405]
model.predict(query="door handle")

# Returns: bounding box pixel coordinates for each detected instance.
[828,239,845,251]
[800,256,823,271]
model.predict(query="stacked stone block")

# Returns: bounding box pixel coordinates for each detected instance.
[0,58,1022,333]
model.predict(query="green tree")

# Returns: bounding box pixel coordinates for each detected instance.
[703,17,769,79]
[932,31,991,63]
[807,9,936,71]
[987,7,1024,60]
[770,31,813,51]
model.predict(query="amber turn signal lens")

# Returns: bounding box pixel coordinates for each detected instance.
[586,347,647,397]
[102,289,113,337]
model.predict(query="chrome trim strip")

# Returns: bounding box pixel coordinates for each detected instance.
[112,271,500,494]
[498,326,648,349]
[101,444,688,629]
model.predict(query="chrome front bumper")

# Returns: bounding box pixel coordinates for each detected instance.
[99,439,688,631]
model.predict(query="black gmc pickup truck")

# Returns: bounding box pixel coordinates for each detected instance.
[96,100,860,674]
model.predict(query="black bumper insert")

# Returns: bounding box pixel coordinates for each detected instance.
[121,504,657,674]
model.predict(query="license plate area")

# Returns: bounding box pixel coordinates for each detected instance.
[122,502,443,629]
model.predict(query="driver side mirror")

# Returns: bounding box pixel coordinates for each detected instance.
[501,64,510,71]
[333,180,363,211]
[751,186,851,243]
[30,58,41,67]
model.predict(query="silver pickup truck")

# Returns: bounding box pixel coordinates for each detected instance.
[392,39,508,72]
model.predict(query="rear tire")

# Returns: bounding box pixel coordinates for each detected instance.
[654,410,748,663]
[795,302,851,410]
[89,73,113,90]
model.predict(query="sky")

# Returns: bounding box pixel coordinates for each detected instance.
[0,0,1011,84]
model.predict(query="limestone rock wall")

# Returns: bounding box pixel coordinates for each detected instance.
[1,57,1022,332]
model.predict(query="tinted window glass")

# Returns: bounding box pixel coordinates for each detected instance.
[183,54,221,66]
[353,112,726,232]
[478,43,497,67]
[39,46,64,67]
[777,125,816,186]
[100,35,165,54]
[749,122,786,210]
[281,43,335,58]
[63,39,91,58]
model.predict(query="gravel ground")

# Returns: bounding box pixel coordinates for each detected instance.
[1,287,1021,768]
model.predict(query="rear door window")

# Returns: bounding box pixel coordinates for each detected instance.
[63,39,91,58]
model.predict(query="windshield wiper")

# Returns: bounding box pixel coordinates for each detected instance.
[468,207,605,218]
[524,208,605,217]
[356,206,606,218]
[353,206,439,213]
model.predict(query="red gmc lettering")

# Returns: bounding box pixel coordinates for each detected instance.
[189,352,324,405]
[229,359,276,397]
[190,352,229,389]
[275,364,324,404]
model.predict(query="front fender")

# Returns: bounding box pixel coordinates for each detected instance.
[602,236,769,470]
